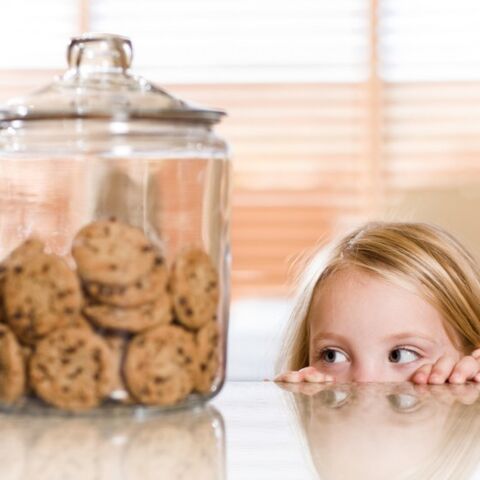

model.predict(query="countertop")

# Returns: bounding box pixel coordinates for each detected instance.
[2,381,480,480]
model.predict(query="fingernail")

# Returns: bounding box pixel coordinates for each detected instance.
[325,374,334,382]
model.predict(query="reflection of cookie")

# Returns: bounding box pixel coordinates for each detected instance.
[72,219,156,286]
[30,327,114,411]
[170,249,219,330]
[25,421,102,480]
[0,324,25,404]
[195,322,220,394]
[124,325,197,406]
[0,417,28,480]
[83,295,172,333]
[124,421,196,480]
[4,253,82,345]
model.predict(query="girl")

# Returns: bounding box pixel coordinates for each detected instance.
[275,222,480,385]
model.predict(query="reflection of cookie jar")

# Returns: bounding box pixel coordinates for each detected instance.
[0,33,230,413]
[0,407,225,480]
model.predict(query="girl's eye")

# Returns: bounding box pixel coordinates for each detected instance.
[388,348,420,364]
[320,348,348,364]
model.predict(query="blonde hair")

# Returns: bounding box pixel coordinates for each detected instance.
[277,221,480,373]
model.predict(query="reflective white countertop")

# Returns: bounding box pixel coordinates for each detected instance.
[2,381,480,480]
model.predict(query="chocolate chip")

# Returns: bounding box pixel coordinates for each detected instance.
[64,307,75,315]
[179,297,187,306]
[154,257,164,265]
[68,367,83,379]
[109,264,118,271]
[200,363,207,372]
[141,245,153,252]
[185,308,193,316]
[104,226,110,235]
[13,266,23,274]
[42,264,50,273]
[154,376,166,384]
[93,349,101,362]
[100,286,113,296]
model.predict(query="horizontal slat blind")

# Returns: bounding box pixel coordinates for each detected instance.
[91,0,369,83]
[380,1,480,195]
[2,0,480,297]
[168,83,370,295]
[0,2,78,68]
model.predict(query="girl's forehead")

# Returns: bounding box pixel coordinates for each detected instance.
[308,267,453,344]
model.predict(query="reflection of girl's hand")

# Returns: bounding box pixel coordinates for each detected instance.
[411,349,480,384]
[412,382,480,405]
[274,366,334,384]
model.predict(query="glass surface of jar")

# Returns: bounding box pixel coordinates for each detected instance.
[0,34,230,412]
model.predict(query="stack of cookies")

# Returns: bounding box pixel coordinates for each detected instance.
[0,219,221,411]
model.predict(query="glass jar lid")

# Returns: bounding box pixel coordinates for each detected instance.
[1,33,225,124]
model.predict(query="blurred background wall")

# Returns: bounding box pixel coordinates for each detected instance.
[2,0,480,379]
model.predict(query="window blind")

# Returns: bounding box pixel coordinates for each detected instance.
[1,0,480,297]
[380,1,480,192]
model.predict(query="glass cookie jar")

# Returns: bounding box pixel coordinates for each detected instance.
[0,33,230,412]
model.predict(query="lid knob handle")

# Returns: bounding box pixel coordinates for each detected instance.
[67,33,133,73]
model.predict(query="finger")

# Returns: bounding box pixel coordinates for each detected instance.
[274,371,303,383]
[299,366,334,383]
[428,356,457,384]
[449,356,480,384]
[411,364,433,384]
[275,381,328,395]
[470,348,480,360]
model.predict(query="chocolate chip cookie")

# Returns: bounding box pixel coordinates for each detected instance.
[0,324,26,404]
[195,321,221,394]
[72,219,156,286]
[84,256,169,308]
[170,248,219,330]
[4,252,83,345]
[83,294,172,332]
[30,327,115,411]
[0,238,45,327]
[124,325,197,406]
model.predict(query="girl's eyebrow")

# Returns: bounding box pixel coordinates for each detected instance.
[382,332,437,344]
[311,332,351,345]
[312,331,437,345]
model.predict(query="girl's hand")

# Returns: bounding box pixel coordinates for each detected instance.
[274,366,334,383]
[411,348,480,384]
